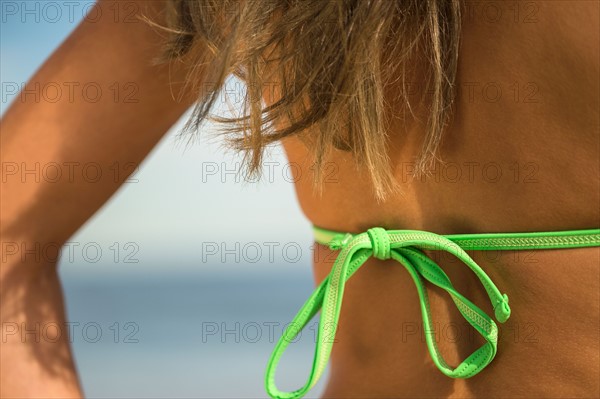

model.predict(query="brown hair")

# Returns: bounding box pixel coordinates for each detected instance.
[153,0,461,199]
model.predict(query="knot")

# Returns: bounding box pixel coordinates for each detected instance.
[494,294,511,323]
[367,227,392,260]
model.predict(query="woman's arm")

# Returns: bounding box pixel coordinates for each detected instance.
[1,1,200,396]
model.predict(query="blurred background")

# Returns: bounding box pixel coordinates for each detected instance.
[1,1,327,397]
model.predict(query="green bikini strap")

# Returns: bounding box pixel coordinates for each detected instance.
[315,226,600,251]
[265,226,600,399]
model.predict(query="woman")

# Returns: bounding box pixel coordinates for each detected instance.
[1,0,598,397]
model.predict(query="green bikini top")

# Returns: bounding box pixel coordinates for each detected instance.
[265,225,600,399]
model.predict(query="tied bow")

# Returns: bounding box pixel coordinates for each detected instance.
[265,227,511,399]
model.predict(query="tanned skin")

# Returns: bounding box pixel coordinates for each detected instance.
[282,2,599,397]
[1,1,598,398]
[1,1,198,396]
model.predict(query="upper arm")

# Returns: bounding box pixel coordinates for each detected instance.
[1,0,202,249]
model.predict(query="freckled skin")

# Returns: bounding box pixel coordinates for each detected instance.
[280,2,599,398]
[1,1,598,398]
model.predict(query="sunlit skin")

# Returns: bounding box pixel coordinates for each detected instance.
[1,1,197,396]
[282,2,599,397]
[1,1,598,398]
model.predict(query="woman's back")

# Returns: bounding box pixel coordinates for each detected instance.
[281,2,599,397]
[1,1,597,397]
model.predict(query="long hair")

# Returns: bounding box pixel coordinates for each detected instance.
[152,0,461,200]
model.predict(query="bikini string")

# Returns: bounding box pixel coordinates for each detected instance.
[265,227,511,399]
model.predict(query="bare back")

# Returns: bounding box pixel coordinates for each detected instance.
[1,1,597,397]
[281,2,599,397]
